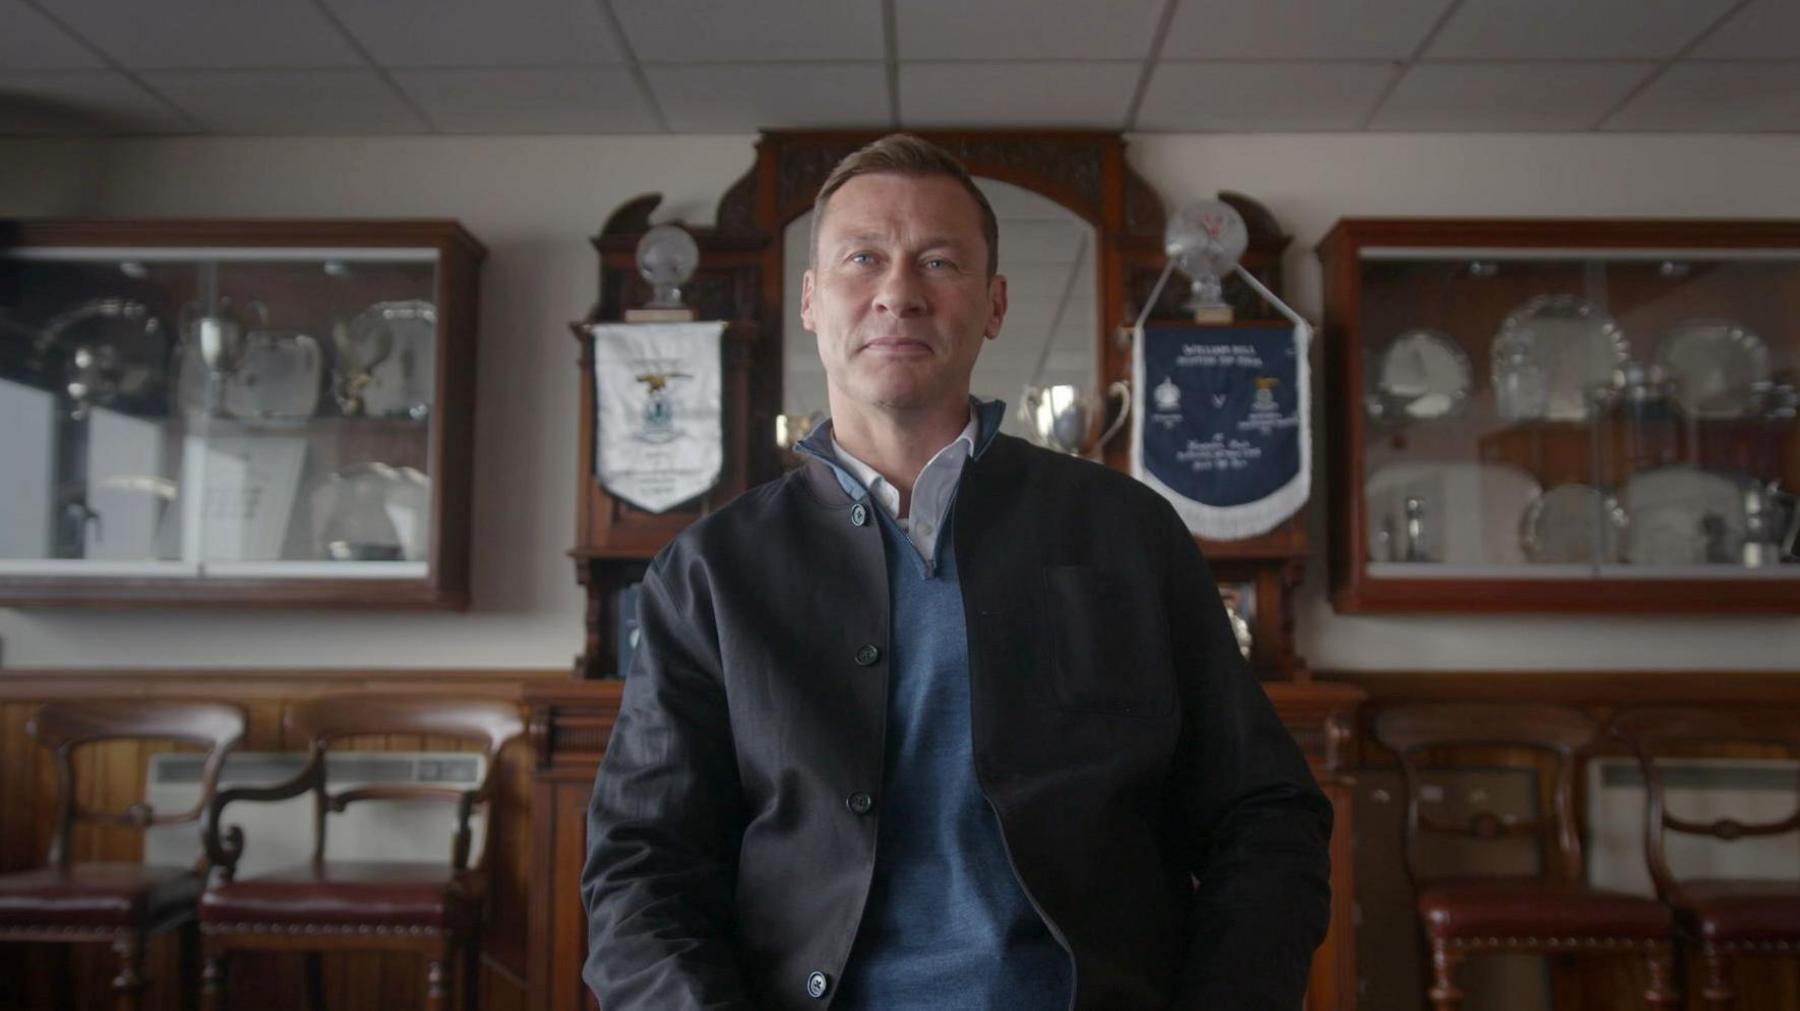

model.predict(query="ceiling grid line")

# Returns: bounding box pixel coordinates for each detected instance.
[1589,0,1753,131]
[15,0,207,134]
[881,0,900,127]
[595,0,671,134]
[1122,0,1181,132]
[1357,0,1469,131]
[305,0,438,133]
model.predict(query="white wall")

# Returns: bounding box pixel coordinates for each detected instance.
[2,132,1798,671]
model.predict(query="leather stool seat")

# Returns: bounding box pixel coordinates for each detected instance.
[1419,878,1673,941]
[1674,880,1800,945]
[199,862,484,931]
[0,864,201,931]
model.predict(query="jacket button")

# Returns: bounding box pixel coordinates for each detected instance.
[847,791,874,815]
[806,970,831,999]
[854,644,880,666]
[850,503,868,526]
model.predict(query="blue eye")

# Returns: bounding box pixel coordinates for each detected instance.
[925,258,952,270]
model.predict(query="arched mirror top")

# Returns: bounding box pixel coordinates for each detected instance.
[749,130,1164,237]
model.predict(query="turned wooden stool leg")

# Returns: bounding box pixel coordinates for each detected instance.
[461,932,482,1011]
[178,922,201,1011]
[1427,939,1465,1011]
[49,941,75,1011]
[302,951,325,1011]
[426,938,452,1011]
[1644,941,1680,1009]
[200,945,227,1011]
[1700,946,1735,1011]
[110,933,146,1011]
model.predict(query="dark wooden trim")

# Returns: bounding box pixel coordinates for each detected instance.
[8,219,487,260]
[0,667,565,700]
[1320,668,1800,707]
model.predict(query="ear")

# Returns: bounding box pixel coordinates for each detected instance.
[800,269,817,333]
[984,273,1008,340]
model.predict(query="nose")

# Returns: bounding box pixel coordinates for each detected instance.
[871,262,927,318]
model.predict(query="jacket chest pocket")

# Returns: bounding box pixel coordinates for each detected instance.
[1041,565,1176,718]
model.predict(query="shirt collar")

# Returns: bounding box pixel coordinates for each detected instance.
[797,396,1005,471]
[828,408,977,513]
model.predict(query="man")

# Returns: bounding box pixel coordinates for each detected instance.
[583,134,1332,1010]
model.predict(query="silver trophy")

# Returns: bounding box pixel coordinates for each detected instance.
[1019,381,1131,456]
[636,224,699,311]
[1165,199,1249,323]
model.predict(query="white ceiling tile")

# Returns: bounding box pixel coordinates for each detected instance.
[143,70,428,134]
[0,70,190,134]
[0,0,105,70]
[1163,0,1455,59]
[616,0,882,63]
[391,67,659,133]
[1690,1,1800,60]
[322,0,625,67]
[1427,0,1738,60]
[896,0,1164,60]
[1137,61,1398,131]
[644,63,888,132]
[1605,62,1800,131]
[899,61,1136,128]
[36,0,363,69]
[1371,62,1655,131]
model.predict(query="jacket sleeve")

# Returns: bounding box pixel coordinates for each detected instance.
[581,554,757,1011]
[1161,508,1334,1011]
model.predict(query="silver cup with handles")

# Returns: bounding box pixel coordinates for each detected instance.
[1019,381,1132,456]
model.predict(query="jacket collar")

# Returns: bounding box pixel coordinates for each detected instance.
[794,398,1007,505]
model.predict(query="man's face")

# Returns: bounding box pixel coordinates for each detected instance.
[801,172,1006,415]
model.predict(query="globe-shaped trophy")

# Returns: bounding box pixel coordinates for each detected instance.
[636,224,699,313]
[1165,199,1249,323]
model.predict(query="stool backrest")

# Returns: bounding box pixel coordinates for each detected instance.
[1374,703,1599,886]
[29,699,246,868]
[1609,706,1800,899]
[283,695,524,871]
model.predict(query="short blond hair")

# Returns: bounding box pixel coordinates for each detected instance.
[809,133,999,278]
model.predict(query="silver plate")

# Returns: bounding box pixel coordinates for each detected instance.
[1491,295,1628,422]
[1520,483,1626,564]
[1655,318,1771,419]
[1372,328,1470,421]
[1620,464,1747,566]
[353,300,436,419]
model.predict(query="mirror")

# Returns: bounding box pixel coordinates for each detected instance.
[780,177,1099,441]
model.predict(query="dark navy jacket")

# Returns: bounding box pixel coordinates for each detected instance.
[582,427,1332,1010]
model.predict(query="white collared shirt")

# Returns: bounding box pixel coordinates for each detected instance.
[832,410,978,566]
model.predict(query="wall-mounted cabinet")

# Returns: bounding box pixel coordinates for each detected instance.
[1320,219,1800,613]
[0,220,484,608]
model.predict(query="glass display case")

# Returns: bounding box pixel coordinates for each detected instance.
[0,220,483,608]
[1320,219,1800,613]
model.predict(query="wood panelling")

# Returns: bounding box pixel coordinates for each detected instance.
[1325,669,1800,1011]
[0,668,560,1011]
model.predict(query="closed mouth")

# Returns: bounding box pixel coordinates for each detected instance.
[862,337,933,353]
